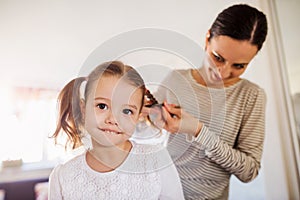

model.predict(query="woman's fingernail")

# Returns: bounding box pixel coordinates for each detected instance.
[164,101,169,108]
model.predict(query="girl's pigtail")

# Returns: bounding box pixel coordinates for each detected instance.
[144,89,158,106]
[52,77,87,149]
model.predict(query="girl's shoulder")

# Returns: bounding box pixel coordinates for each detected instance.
[51,152,86,175]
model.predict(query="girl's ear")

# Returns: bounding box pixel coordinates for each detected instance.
[80,99,86,122]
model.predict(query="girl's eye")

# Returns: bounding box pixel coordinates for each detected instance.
[97,103,108,110]
[122,109,133,115]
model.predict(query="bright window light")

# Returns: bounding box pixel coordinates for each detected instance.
[0,87,65,165]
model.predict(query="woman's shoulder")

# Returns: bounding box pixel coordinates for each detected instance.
[240,79,261,89]
[169,68,191,77]
[233,79,267,103]
[235,79,265,95]
[162,69,192,86]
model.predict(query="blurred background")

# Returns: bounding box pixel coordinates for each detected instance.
[0,0,299,199]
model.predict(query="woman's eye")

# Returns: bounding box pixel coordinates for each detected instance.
[122,109,133,115]
[233,64,245,69]
[213,54,224,63]
[97,103,108,110]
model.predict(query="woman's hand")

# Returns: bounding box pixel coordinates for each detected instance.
[159,101,203,137]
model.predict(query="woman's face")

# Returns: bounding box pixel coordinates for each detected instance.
[204,35,258,86]
[83,75,143,148]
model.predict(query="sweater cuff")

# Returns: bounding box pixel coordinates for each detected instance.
[194,125,217,149]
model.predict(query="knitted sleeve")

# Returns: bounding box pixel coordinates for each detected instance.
[195,88,266,182]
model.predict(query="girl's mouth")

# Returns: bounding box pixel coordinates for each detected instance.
[100,128,122,135]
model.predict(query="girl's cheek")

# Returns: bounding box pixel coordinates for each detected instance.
[119,117,138,133]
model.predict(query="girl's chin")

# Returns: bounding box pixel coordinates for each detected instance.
[89,132,131,146]
[93,138,130,148]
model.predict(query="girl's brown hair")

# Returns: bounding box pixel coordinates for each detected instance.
[51,61,146,149]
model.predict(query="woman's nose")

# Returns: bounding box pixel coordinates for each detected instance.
[217,63,231,78]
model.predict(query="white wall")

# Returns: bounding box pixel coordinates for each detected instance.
[0,0,299,199]
[0,0,250,89]
[274,0,300,95]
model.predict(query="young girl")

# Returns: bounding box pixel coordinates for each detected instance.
[48,61,184,200]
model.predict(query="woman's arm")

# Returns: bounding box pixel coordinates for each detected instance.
[162,88,266,182]
[154,69,266,182]
[196,88,266,182]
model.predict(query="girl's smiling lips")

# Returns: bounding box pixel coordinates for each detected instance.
[99,128,122,134]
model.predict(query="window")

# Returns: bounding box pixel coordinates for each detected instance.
[0,86,65,165]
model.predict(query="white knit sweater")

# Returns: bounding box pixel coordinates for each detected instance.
[48,142,184,200]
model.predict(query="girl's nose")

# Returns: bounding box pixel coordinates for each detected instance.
[104,111,118,125]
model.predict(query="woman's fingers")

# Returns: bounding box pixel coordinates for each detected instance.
[161,101,202,135]
[163,101,181,118]
[161,104,181,133]
[145,101,185,133]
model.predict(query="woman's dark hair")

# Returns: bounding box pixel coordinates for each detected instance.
[208,4,268,51]
[51,61,146,149]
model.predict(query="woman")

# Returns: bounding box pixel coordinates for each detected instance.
[153,4,268,200]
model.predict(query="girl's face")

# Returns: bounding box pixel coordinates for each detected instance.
[83,75,143,148]
[204,35,258,86]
